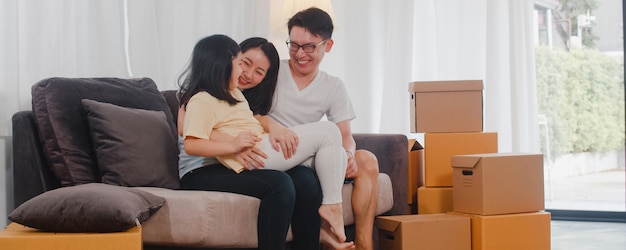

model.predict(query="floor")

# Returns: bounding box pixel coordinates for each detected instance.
[545,169,625,211]
[548,168,626,249]
[551,220,626,250]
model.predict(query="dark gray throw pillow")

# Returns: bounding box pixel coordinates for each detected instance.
[82,99,179,189]
[31,77,178,186]
[8,183,165,232]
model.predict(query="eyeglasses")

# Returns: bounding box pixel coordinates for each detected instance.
[285,39,327,53]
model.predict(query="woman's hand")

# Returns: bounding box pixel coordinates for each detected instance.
[237,147,268,170]
[268,123,299,159]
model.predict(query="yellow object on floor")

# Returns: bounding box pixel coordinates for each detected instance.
[0,223,142,250]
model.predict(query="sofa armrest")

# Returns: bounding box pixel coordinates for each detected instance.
[353,133,409,215]
[12,111,60,207]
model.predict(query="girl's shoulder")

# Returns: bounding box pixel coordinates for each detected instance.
[189,91,218,104]
[190,91,211,99]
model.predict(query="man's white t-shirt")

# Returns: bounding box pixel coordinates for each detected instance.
[270,60,356,127]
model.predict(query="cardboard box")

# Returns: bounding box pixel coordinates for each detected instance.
[423,132,498,187]
[417,186,453,214]
[0,223,142,250]
[451,211,551,250]
[409,80,484,133]
[407,138,424,209]
[452,153,544,215]
[377,214,470,250]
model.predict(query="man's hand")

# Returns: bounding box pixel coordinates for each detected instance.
[268,123,299,159]
[237,147,268,170]
[345,151,358,178]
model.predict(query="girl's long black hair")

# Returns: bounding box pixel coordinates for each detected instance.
[178,34,241,109]
[239,37,280,115]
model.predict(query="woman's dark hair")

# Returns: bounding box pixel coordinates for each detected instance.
[178,34,241,109]
[239,37,280,115]
[288,7,333,40]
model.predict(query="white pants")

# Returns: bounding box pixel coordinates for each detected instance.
[257,121,347,205]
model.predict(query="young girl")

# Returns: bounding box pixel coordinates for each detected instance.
[178,34,350,244]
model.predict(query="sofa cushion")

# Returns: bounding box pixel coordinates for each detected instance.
[136,173,394,248]
[8,183,165,232]
[31,77,178,187]
[82,99,179,189]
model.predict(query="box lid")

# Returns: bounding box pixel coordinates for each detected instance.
[377,214,463,232]
[451,152,542,169]
[451,155,482,169]
[408,80,484,92]
[376,216,402,232]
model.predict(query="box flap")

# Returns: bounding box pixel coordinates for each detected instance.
[409,80,483,92]
[375,216,402,232]
[451,155,481,169]
[409,139,424,151]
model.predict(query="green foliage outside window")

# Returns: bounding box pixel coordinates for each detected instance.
[535,46,624,160]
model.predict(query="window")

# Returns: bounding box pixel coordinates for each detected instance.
[534,0,625,220]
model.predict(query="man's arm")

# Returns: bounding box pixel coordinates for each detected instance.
[336,120,357,178]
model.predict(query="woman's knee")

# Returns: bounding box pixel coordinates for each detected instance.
[316,121,341,139]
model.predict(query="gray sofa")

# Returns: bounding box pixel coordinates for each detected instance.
[11,77,410,249]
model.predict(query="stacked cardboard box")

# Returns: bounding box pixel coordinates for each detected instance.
[377,213,471,250]
[388,80,551,250]
[372,80,489,249]
[409,80,498,215]
[451,153,550,250]
[407,138,424,214]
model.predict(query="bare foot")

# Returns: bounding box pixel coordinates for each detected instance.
[319,203,347,243]
[320,221,355,250]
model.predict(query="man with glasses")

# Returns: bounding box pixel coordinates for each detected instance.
[258,7,380,250]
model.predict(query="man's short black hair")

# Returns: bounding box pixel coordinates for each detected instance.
[288,7,334,40]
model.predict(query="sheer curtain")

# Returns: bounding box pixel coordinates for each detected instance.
[1,0,269,136]
[410,0,539,153]
[0,0,539,226]
[0,0,270,227]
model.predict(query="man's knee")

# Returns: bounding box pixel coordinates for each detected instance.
[355,150,379,176]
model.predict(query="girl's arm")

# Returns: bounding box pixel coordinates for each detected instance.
[180,105,266,168]
[181,105,235,142]
[177,106,185,136]
[206,130,267,169]
[183,132,260,157]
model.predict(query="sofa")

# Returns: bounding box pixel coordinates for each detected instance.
[11,77,410,249]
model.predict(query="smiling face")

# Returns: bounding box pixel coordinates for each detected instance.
[230,52,243,90]
[237,48,270,90]
[287,26,333,78]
